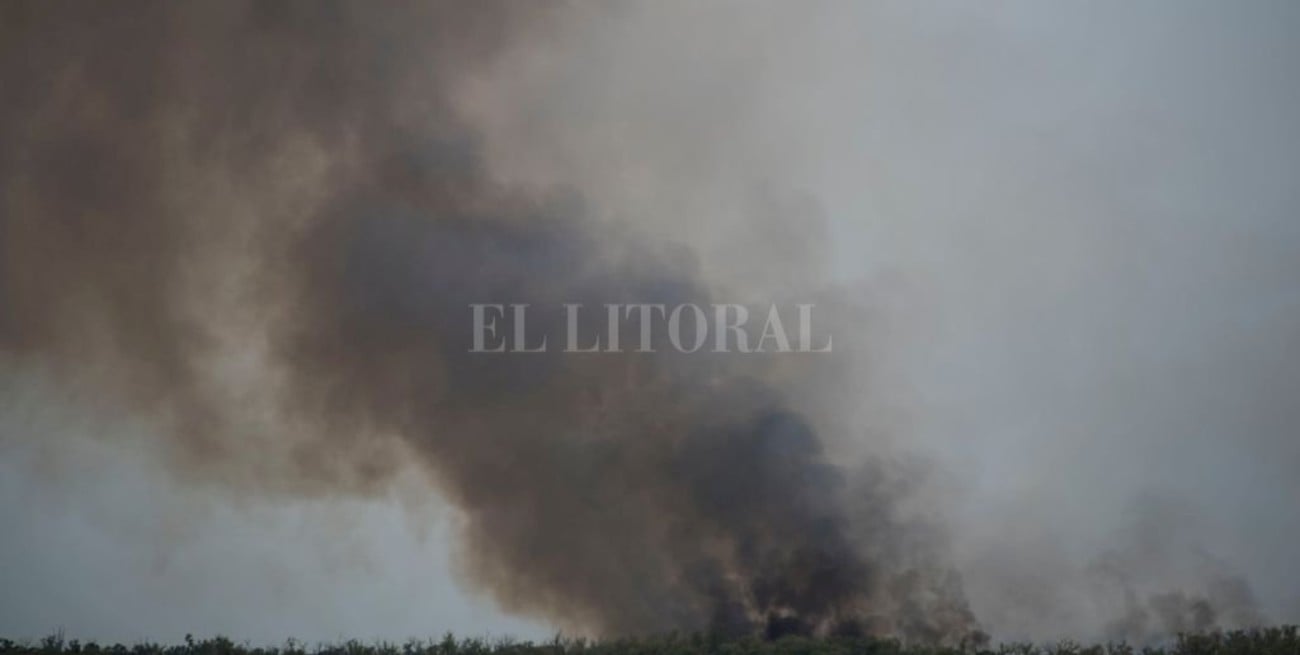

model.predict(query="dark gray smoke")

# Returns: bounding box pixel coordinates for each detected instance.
[0,1,978,642]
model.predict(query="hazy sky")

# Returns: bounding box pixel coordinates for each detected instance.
[1,0,1298,645]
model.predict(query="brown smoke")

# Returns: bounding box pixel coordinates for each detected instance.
[0,1,979,642]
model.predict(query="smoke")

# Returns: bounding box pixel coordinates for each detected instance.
[0,0,976,643]
[3,0,1298,646]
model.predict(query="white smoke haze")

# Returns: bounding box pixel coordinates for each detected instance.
[1,0,1298,646]
[0,363,550,643]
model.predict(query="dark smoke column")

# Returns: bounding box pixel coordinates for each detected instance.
[0,1,980,642]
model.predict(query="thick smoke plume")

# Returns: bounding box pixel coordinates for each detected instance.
[0,1,978,642]
[3,2,1282,645]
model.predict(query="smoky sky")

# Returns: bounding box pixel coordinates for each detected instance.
[0,0,972,643]
[2,0,1299,646]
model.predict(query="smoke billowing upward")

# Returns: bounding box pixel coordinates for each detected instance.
[3,0,1294,646]
[0,0,976,643]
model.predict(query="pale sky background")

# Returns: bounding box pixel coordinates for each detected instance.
[2,0,1298,644]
